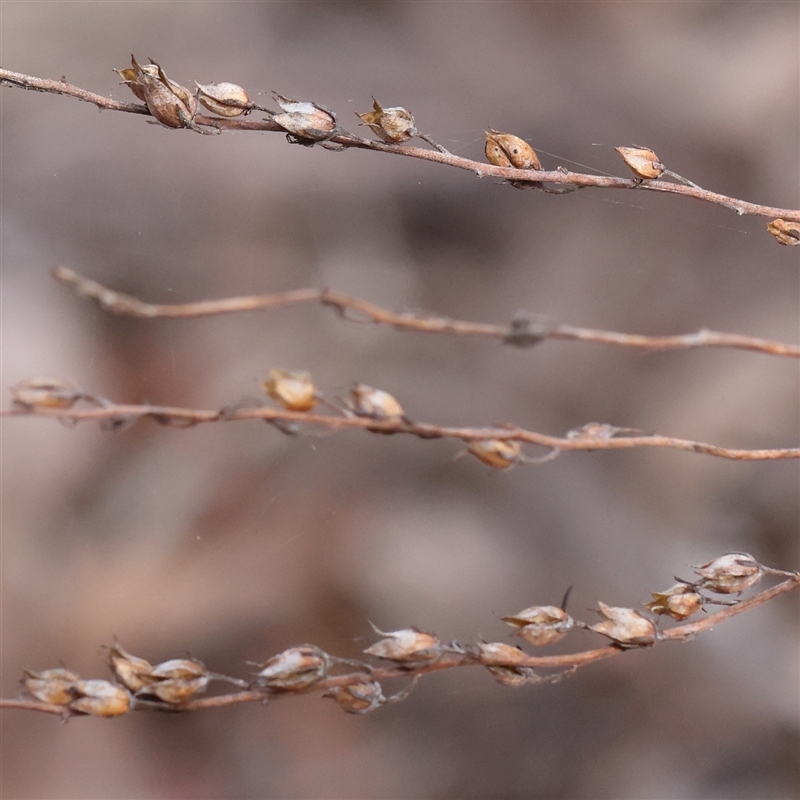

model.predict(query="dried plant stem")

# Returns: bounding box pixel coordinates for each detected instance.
[2,401,798,462]
[53,267,800,358]
[2,572,797,717]
[3,68,798,222]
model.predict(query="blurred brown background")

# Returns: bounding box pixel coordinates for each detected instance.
[1,2,798,798]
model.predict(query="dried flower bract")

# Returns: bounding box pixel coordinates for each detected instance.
[645,584,704,621]
[107,643,156,692]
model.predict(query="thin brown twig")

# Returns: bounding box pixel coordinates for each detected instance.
[3,67,798,222]
[52,267,800,358]
[2,401,799,461]
[2,571,797,716]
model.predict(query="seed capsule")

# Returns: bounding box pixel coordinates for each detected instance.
[253,645,329,691]
[23,668,79,705]
[485,664,540,686]
[590,602,657,647]
[261,369,319,412]
[68,679,131,717]
[692,553,762,594]
[476,641,528,665]
[347,384,405,421]
[107,643,156,692]
[485,129,541,170]
[11,376,82,410]
[272,94,338,144]
[326,680,386,714]
[137,658,210,704]
[364,625,441,663]
[501,605,574,646]
[195,82,251,117]
[615,146,665,179]
[645,584,704,621]
[465,439,522,469]
[357,98,417,143]
[767,219,800,246]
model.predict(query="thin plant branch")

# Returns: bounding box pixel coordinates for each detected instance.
[3,67,799,222]
[53,267,800,358]
[2,566,797,717]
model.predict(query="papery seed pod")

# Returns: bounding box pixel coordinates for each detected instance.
[485,664,540,686]
[692,553,762,594]
[364,625,441,663]
[272,94,338,143]
[347,384,405,421]
[615,146,665,179]
[23,668,79,705]
[485,129,541,170]
[136,658,211,704]
[107,643,156,692]
[767,219,800,246]
[357,98,418,144]
[148,658,208,681]
[476,641,528,665]
[645,584,704,621]
[590,602,657,647]
[253,645,329,691]
[68,679,131,717]
[326,680,386,714]
[195,82,251,117]
[120,56,197,129]
[261,369,319,412]
[466,439,522,469]
[11,376,82,410]
[501,605,574,646]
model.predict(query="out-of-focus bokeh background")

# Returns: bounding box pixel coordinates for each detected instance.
[2,2,798,798]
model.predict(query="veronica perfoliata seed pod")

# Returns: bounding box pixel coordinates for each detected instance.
[347,384,405,421]
[485,129,542,170]
[23,668,79,705]
[590,602,657,647]
[138,658,210,704]
[357,98,417,143]
[364,625,441,663]
[107,643,156,693]
[692,553,762,594]
[195,82,251,117]
[645,584,704,621]
[615,146,665,179]
[117,56,198,130]
[68,679,131,717]
[502,605,574,646]
[326,680,386,714]
[261,369,319,412]
[11,376,82,410]
[767,219,800,246]
[465,439,522,469]
[253,645,329,691]
[272,94,338,144]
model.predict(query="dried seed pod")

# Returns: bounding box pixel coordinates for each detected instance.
[272,94,338,143]
[357,98,417,144]
[476,641,528,665]
[195,82,251,117]
[485,129,541,170]
[485,664,540,686]
[136,658,210,704]
[68,679,131,717]
[11,376,82,410]
[347,384,405,421]
[645,584,704,621]
[501,605,574,646]
[118,56,197,129]
[364,625,441,663]
[465,439,522,469]
[767,219,800,246]
[326,680,386,714]
[261,369,319,412]
[590,602,657,647]
[692,553,762,594]
[23,668,79,705]
[253,645,329,691]
[615,146,665,179]
[107,643,156,692]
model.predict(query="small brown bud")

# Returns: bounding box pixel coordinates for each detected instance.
[138,658,210,704]
[692,552,762,594]
[357,98,417,144]
[107,643,155,692]
[68,679,131,717]
[195,82,251,117]
[485,664,540,686]
[501,605,574,646]
[254,645,329,691]
[767,219,800,246]
[23,668,79,705]
[118,56,197,130]
[465,439,522,469]
[11,376,82,410]
[645,584,704,621]
[590,602,657,647]
[347,383,405,421]
[261,369,319,412]
[326,680,386,714]
[272,94,338,143]
[615,146,665,179]
[364,625,441,663]
[485,129,541,170]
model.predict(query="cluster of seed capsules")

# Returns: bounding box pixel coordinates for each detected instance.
[20,554,770,717]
